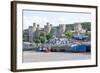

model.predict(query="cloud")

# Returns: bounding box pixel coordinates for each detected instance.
[58,17,66,24]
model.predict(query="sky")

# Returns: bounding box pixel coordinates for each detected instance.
[23,10,91,29]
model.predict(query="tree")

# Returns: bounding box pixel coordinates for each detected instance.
[33,37,41,46]
[81,22,91,31]
[40,36,46,43]
[65,31,73,40]
[46,33,52,41]
[39,32,46,43]
[40,32,52,43]
[40,32,46,37]
[85,31,91,37]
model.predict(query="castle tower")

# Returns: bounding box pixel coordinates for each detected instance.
[33,23,37,32]
[44,22,52,34]
[35,24,40,36]
[28,26,33,42]
[58,24,66,37]
[74,23,83,35]
[28,22,37,42]
[32,22,37,38]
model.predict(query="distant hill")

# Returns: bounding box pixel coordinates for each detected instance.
[81,22,91,31]
[65,22,91,32]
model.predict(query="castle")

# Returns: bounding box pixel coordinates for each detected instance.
[23,22,86,42]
